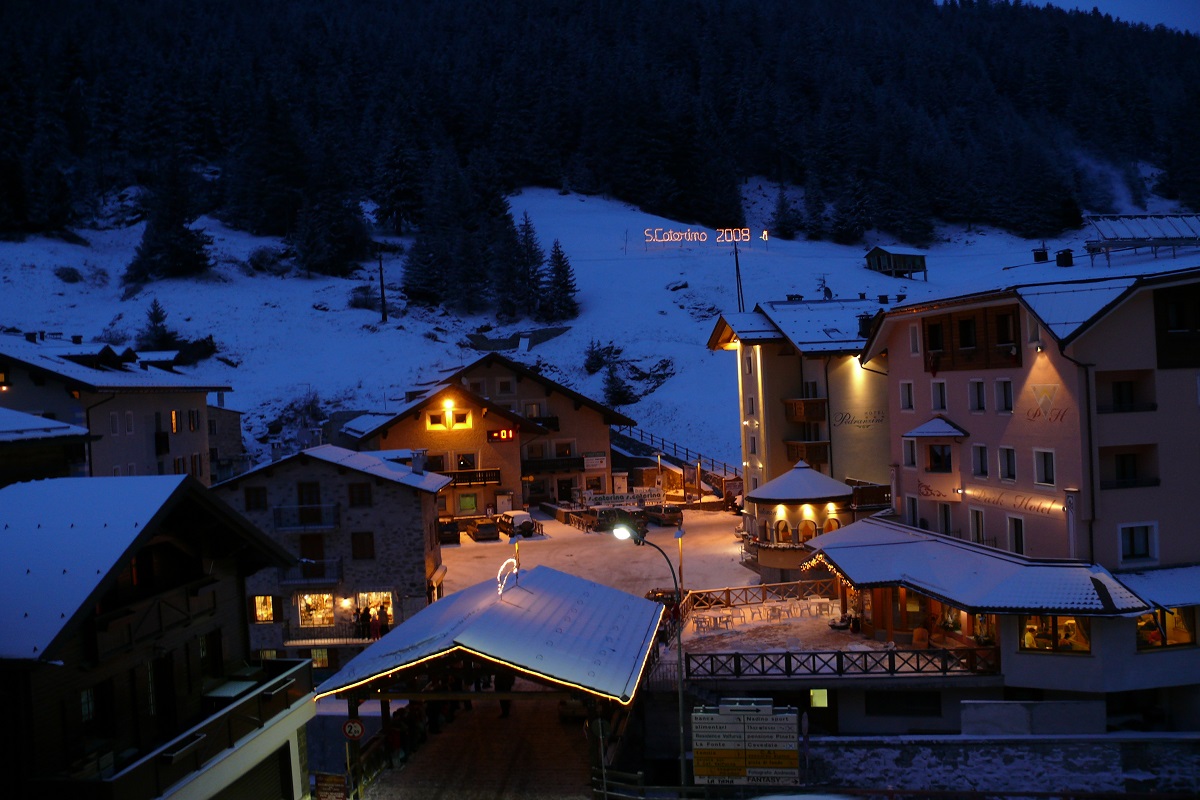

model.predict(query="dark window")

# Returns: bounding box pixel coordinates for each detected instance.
[1115,453,1139,482]
[995,313,1016,345]
[1112,381,1135,411]
[351,531,376,560]
[348,482,372,508]
[456,452,476,470]
[926,322,944,352]
[927,444,952,473]
[426,454,446,471]
[1121,525,1152,560]
[958,318,977,349]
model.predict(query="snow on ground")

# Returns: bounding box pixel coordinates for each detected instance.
[1,182,1195,466]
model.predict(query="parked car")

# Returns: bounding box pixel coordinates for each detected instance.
[495,510,536,538]
[438,518,460,545]
[642,504,683,527]
[586,505,648,534]
[464,517,500,541]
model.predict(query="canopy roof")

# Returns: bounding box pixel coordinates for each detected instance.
[903,415,970,438]
[315,565,662,705]
[746,460,853,505]
[804,518,1148,616]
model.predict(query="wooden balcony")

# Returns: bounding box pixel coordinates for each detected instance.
[683,646,999,679]
[783,397,827,423]
[93,578,219,662]
[784,440,829,465]
[31,659,313,800]
[446,468,502,486]
[272,503,340,532]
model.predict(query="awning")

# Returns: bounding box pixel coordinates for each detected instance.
[429,564,448,588]
[314,565,662,705]
[804,517,1148,616]
[1115,564,1200,609]
[903,415,970,438]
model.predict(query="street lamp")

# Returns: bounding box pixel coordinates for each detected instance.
[613,523,687,790]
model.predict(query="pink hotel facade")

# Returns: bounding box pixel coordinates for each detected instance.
[853,267,1200,720]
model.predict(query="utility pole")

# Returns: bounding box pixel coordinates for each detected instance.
[733,241,745,312]
[378,252,388,324]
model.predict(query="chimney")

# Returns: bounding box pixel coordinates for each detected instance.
[412,449,427,475]
[857,313,873,338]
[878,294,889,304]
[25,332,37,343]
[71,335,83,344]
[896,293,907,303]
[858,292,867,300]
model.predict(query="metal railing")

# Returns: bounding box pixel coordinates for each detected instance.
[33,659,313,800]
[278,557,343,585]
[611,426,741,478]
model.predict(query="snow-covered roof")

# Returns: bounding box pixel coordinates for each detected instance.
[903,415,970,438]
[315,565,662,705]
[806,518,1148,616]
[0,335,229,392]
[339,413,397,439]
[1116,564,1200,610]
[1016,277,1137,342]
[218,444,452,494]
[746,460,853,504]
[0,407,89,442]
[706,311,786,347]
[757,298,881,354]
[0,476,293,661]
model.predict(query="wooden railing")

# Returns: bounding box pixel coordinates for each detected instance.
[684,646,999,679]
[684,579,839,610]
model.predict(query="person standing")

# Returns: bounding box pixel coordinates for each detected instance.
[369,607,381,640]
[379,603,391,636]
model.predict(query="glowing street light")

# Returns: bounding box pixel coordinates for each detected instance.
[612,523,688,789]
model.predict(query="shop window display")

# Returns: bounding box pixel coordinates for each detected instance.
[299,593,335,627]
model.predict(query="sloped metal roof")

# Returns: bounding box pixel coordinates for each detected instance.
[314,565,663,705]
[1086,214,1200,245]
[1116,564,1200,609]
[746,460,853,504]
[903,415,970,438]
[805,518,1149,616]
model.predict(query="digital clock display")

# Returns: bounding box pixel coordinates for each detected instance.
[487,428,518,442]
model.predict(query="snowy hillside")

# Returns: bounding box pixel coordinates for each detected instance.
[1,182,1194,466]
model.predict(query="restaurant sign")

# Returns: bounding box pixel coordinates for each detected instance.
[692,698,799,786]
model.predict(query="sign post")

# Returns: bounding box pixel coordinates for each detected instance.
[692,698,800,787]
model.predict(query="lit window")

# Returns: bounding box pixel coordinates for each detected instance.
[310,648,329,668]
[254,595,274,623]
[458,493,478,514]
[1136,607,1195,650]
[170,410,179,433]
[298,593,334,627]
[1019,615,1090,653]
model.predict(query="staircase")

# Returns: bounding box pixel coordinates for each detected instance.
[610,426,742,497]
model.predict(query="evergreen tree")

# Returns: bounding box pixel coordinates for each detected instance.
[220,94,307,236]
[538,239,578,322]
[603,364,637,407]
[291,194,372,278]
[136,298,181,350]
[123,164,212,285]
[514,211,545,317]
[769,186,799,240]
